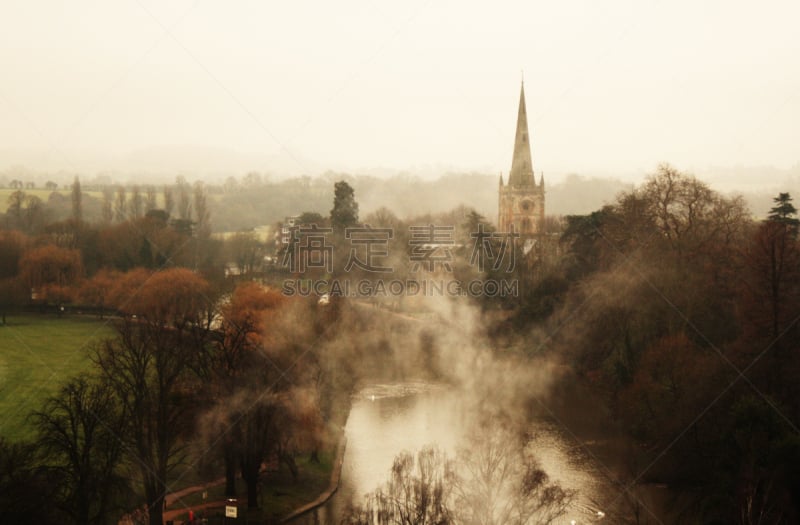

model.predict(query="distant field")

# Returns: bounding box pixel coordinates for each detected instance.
[0,188,104,201]
[0,314,112,441]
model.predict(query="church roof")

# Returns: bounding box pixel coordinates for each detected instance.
[508,82,536,187]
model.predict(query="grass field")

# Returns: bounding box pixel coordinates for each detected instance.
[1,314,337,521]
[0,314,112,441]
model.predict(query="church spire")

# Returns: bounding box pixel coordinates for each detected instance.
[508,81,535,187]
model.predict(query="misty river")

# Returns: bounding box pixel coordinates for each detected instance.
[289,381,667,525]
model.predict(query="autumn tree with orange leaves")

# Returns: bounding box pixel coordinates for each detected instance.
[78,268,120,319]
[199,281,286,497]
[19,245,83,306]
[193,282,327,508]
[95,268,214,525]
[204,281,319,503]
[0,231,29,323]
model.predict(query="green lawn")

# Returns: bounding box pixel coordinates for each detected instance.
[0,314,112,441]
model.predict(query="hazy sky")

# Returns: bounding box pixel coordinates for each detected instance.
[0,0,798,181]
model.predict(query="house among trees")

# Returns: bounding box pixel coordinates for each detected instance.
[280,215,301,247]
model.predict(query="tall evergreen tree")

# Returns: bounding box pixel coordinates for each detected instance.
[101,187,113,223]
[163,185,174,217]
[768,192,800,227]
[129,185,143,220]
[330,181,358,233]
[70,176,82,223]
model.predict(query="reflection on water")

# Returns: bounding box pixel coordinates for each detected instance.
[343,383,465,503]
[528,419,610,523]
[291,382,624,524]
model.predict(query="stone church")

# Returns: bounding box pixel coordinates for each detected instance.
[498,81,545,240]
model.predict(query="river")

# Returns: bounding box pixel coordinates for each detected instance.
[290,381,666,524]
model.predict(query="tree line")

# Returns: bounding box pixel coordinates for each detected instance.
[508,165,800,523]
[343,166,800,524]
[4,165,800,523]
[0,267,364,525]
[0,181,365,524]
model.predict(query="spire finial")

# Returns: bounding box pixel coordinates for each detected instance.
[521,69,524,85]
[508,80,534,187]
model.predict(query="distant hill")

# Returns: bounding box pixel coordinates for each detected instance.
[209,172,633,231]
[4,162,797,231]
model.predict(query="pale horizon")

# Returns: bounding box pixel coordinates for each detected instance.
[1,1,798,188]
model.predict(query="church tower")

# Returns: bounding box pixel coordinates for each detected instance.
[498,81,545,236]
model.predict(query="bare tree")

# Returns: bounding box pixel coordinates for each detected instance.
[114,186,127,223]
[453,425,575,525]
[343,424,574,525]
[130,185,143,220]
[0,438,58,523]
[71,176,82,223]
[32,376,129,525]
[197,284,313,505]
[342,447,455,525]
[223,175,239,193]
[638,164,748,259]
[23,195,44,232]
[233,393,286,508]
[225,232,262,276]
[176,176,191,221]
[163,185,174,217]
[101,187,113,224]
[144,186,157,212]
[95,269,212,525]
[6,190,25,227]
[193,182,210,240]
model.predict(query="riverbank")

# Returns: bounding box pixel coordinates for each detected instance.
[159,432,347,524]
[281,435,347,523]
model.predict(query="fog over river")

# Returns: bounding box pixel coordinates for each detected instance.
[290,381,667,524]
